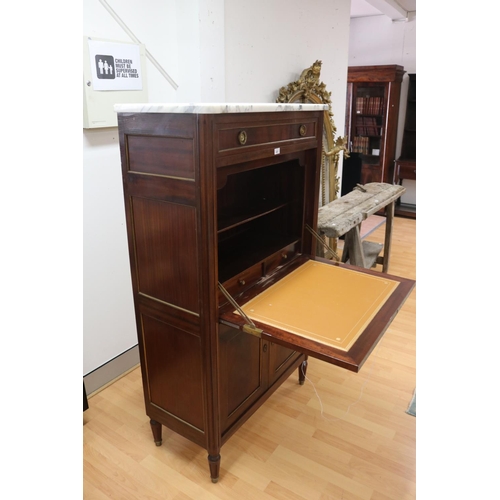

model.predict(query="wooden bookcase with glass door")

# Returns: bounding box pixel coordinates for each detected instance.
[345,65,405,185]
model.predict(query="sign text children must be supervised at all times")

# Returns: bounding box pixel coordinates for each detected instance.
[88,39,143,91]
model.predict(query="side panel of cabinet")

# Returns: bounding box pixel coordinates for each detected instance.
[131,197,200,313]
[140,314,205,431]
[118,113,208,447]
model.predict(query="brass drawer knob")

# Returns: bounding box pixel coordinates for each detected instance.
[299,124,307,136]
[238,130,247,145]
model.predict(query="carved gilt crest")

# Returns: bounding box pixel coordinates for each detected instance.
[277,60,348,204]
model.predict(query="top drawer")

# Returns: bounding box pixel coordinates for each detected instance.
[217,120,318,153]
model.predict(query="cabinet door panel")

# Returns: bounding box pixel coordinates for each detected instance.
[219,324,267,431]
[268,342,301,385]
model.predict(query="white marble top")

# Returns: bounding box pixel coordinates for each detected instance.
[114,102,329,114]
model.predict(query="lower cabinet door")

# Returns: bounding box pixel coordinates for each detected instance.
[268,342,302,386]
[219,324,268,432]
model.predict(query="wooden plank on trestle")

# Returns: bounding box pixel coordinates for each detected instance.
[318,183,405,238]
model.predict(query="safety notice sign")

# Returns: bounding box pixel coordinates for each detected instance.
[87,39,143,91]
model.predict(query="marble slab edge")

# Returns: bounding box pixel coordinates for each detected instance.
[114,102,329,114]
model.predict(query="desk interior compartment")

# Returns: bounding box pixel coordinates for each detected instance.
[217,159,305,284]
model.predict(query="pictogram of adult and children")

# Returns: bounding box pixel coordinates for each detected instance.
[95,55,115,79]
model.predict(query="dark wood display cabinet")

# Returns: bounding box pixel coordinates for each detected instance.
[395,73,416,218]
[345,65,405,185]
[115,103,415,484]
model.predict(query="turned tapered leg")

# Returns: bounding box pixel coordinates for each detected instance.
[150,419,163,446]
[298,357,308,385]
[208,454,221,483]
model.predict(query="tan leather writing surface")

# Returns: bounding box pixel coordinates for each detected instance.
[239,261,399,351]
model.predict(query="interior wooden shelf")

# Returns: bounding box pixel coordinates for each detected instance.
[218,201,289,234]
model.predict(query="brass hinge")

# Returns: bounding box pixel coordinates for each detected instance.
[218,282,263,338]
[242,324,264,338]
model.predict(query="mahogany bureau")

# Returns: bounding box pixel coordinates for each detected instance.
[115,103,414,483]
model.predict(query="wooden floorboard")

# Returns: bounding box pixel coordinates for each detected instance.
[83,216,416,499]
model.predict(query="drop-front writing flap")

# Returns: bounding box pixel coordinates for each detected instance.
[219,256,415,372]
[239,260,398,352]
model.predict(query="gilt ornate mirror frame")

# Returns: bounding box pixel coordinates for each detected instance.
[276,60,348,206]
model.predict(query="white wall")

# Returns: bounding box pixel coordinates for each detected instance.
[83,0,351,379]
[348,15,416,204]
[348,15,416,71]
[224,0,351,205]
[225,0,350,146]
[83,0,210,376]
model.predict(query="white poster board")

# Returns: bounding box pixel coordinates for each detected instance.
[83,37,148,128]
[87,39,143,91]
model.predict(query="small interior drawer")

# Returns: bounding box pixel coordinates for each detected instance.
[218,263,263,305]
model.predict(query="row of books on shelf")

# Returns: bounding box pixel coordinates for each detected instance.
[355,96,383,115]
[351,136,370,154]
[356,116,380,136]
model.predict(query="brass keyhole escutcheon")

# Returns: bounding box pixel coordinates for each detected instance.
[263,344,268,353]
[299,124,307,136]
[238,130,247,145]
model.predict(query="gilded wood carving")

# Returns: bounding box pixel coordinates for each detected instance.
[277,60,348,205]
